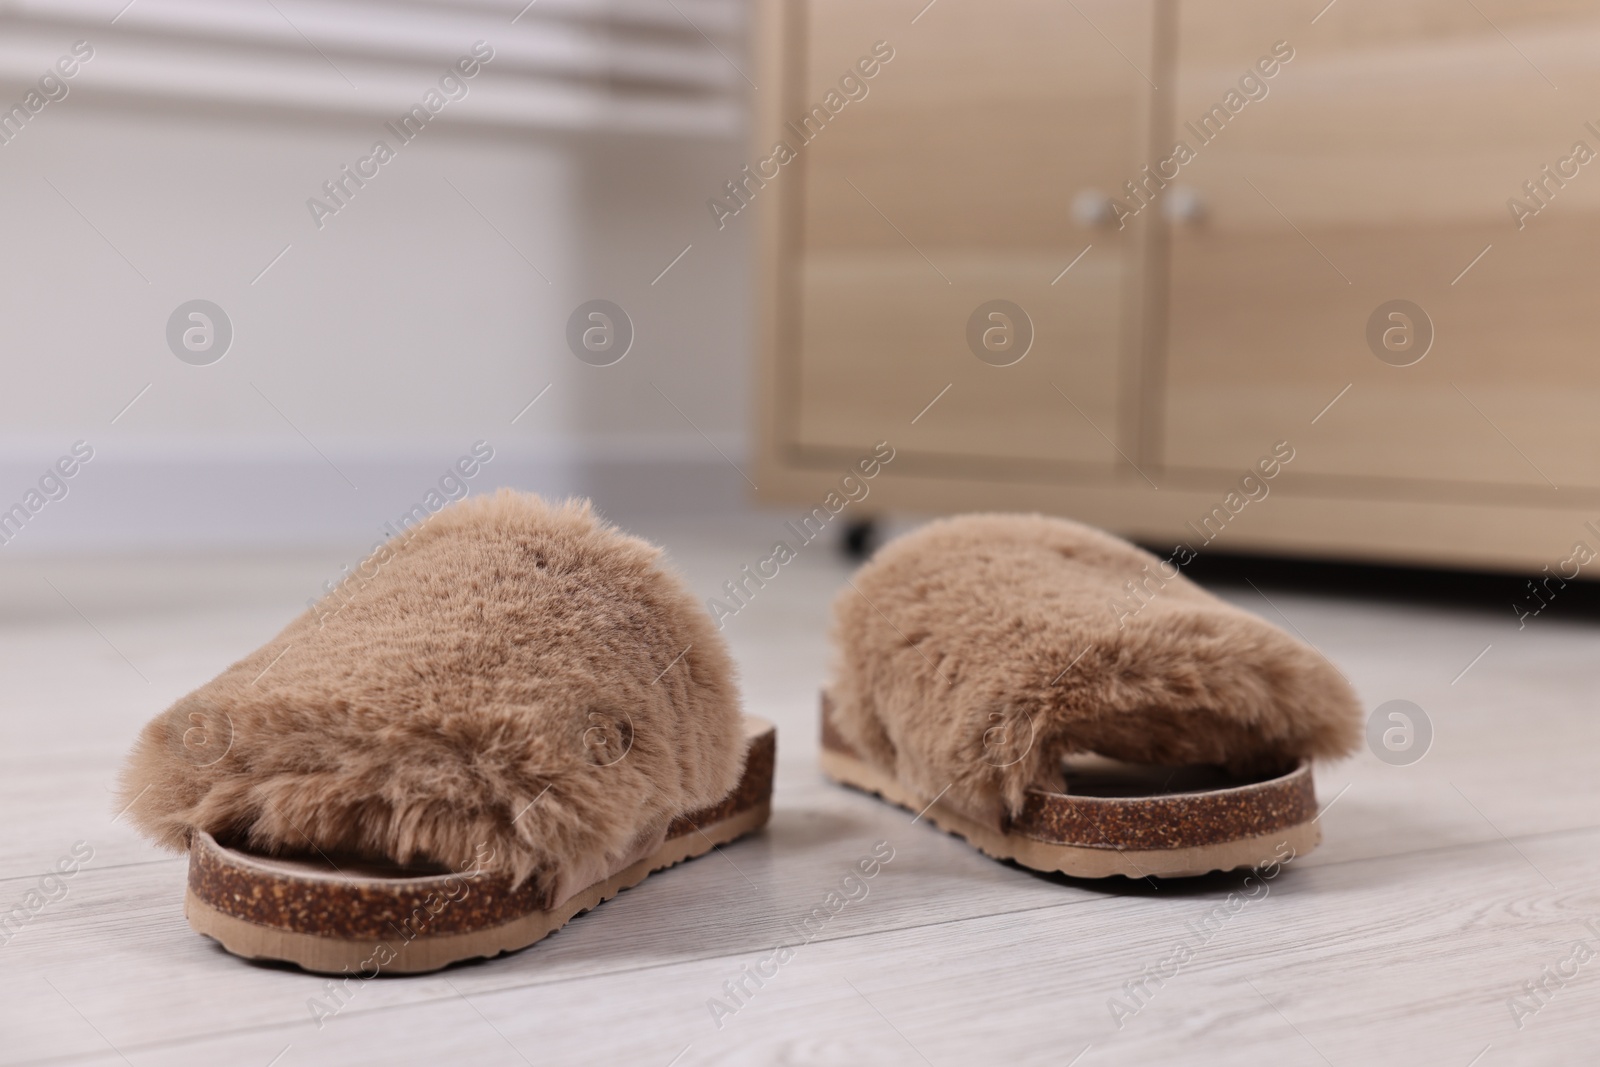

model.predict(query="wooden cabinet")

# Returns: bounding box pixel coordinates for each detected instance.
[754,0,1600,572]
[1163,0,1600,497]
[779,0,1155,474]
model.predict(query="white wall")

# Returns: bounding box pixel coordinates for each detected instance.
[0,6,754,553]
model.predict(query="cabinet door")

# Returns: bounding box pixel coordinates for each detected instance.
[786,0,1155,474]
[1163,0,1600,497]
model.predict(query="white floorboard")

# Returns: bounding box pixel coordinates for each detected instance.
[2,520,1596,1066]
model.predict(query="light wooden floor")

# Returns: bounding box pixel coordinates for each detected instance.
[2,517,1597,1066]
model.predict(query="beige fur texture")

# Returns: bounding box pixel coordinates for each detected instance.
[117,491,744,896]
[828,514,1362,826]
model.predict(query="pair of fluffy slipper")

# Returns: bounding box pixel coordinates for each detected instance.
[119,492,1359,975]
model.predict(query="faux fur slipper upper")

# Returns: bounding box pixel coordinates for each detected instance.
[821,513,1361,878]
[118,491,775,973]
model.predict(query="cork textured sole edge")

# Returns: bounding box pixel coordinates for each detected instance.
[186,797,772,975]
[819,747,1319,879]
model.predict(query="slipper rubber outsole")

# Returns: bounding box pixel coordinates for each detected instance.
[821,697,1319,879]
[185,717,775,974]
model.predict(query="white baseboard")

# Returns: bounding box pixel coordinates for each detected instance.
[0,440,748,554]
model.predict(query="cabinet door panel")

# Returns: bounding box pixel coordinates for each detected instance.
[790,0,1154,470]
[1164,0,1600,495]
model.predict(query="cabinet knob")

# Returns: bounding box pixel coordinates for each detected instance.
[1163,185,1206,224]
[1071,189,1117,228]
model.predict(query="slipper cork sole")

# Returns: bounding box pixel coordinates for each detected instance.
[820,697,1319,879]
[185,717,775,975]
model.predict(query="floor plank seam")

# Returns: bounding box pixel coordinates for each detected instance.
[25,815,1599,1063]
[17,898,1094,1064]
[0,856,182,887]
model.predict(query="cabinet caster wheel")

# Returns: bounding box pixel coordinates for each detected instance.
[840,518,880,561]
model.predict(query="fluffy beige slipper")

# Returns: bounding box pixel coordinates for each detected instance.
[822,514,1360,879]
[117,491,773,974]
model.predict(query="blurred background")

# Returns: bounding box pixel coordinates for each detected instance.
[3,0,1597,578]
[0,0,753,557]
